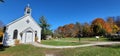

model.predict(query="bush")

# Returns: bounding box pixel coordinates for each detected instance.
[15,39,20,45]
[35,37,38,42]
[0,32,3,42]
[106,34,120,41]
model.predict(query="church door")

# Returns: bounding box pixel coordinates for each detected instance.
[25,31,33,43]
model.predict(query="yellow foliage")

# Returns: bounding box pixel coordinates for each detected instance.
[112,25,119,33]
[14,39,20,45]
[0,31,3,37]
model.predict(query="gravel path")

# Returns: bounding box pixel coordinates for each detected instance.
[31,42,120,49]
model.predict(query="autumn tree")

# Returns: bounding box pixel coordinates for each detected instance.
[0,21,4,34]
[91,18,108,35]
[55,26,65,37]
[0,20,4,42]
[60,24,75,37]
[83,23,91,37]
[107,17,119,33]
[54,29,62,38]
[74,22,82,37]
[55,22,84,38]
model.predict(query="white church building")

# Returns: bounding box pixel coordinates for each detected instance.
[3,4,42,46]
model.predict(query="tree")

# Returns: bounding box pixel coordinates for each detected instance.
[0,20,4,42]
[107,17,119,33]
[115,16,120,27]
[107,17,114,24]
[0,0,4,2]
[64,24,75,37]
[91,18,107,35]
[83,23,91,37]
[57,26,65,37]
[104,23,112,33]
[57,24,75,37]
[0,20,4,33]
[74,22,83,37]
[54,29,62,38]
[39,16,52,40]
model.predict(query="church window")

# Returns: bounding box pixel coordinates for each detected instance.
[13,29,18,39]
[26,19,30,23]
[35,31,37,37]
[27,31,32,33]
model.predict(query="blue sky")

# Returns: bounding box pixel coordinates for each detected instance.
[0,0,120,30]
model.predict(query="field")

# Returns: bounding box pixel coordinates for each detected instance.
[0,37,119,56]
[41,37,108,46]
[61,44,120,56]
[0,44,120,56]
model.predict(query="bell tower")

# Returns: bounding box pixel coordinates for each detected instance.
[24,4,31,15]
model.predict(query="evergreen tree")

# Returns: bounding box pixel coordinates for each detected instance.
[39,16,52,40]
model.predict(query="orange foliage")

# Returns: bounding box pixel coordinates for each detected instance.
[92,18,106,26]
[68,24,74,28]
[104,23,112,33]
[92,18,113,33]
[0,31,3,37]
[57,24,76,37]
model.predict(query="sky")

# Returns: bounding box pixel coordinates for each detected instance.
[0,0,120,30]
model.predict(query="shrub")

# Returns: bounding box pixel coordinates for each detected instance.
[106,34,120,41]
[0,32,3,42]
[35,37,38,42]
[15,39,20,45]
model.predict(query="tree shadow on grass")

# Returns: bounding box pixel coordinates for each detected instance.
[0,44,5,51]
[96,44,120,49]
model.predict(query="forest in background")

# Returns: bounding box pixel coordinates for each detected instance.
[54,16,120,38]
[0,16,120,39]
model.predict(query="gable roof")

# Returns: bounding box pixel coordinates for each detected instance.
[6,15,41,29]
[6,15,28,26]
[29,15,42,29]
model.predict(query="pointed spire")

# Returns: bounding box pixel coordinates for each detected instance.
[27,4,30,7]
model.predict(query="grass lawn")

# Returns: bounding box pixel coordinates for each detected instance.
[0,44,120,56]
[60,37,108,41]
[0,44,45,56]
[41,37,108,46]
[41,40,87,46]
[61,44,120,56]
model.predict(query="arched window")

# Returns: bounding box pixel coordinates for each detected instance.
[13,29,18,39]
[27,31,32,33]
[35,31,37,37]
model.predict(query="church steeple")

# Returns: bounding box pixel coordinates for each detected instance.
[24,4,31,15]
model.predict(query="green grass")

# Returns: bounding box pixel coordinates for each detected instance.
[60,37,108,41]
[61,45,120,56]
[80,37,108,41]
[41,37,108,46]
[41,40,86,46]
[0,44,120,56]
[0,44,45,56]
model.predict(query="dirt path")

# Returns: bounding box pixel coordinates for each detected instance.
[31,42,120,49]
[31,42,120,56]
